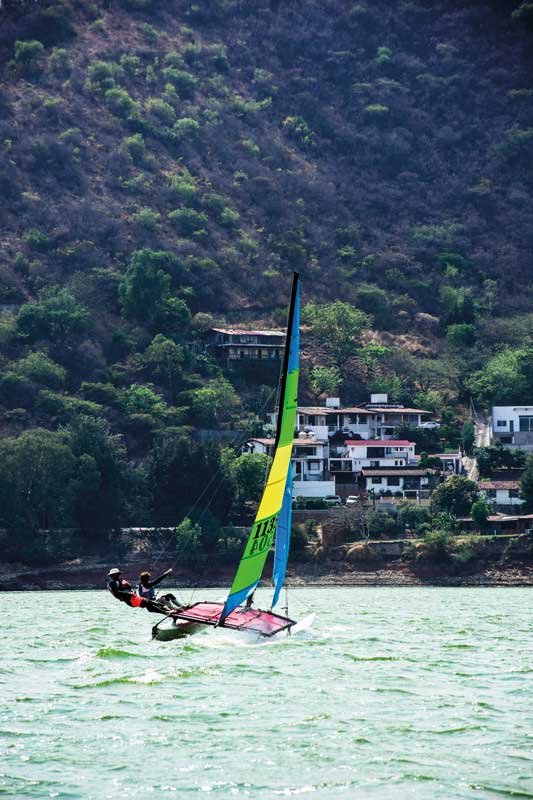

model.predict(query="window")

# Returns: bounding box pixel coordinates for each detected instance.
[387,477,400,486]
[371,477,382,485]
[519,416,533,432]
[496,420,507,428]
[370,460,380,468]
[509,489,519,499]
[308,460,321,471]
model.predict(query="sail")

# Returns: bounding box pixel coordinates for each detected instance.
[272,462,292,608]
[220,273,300,623]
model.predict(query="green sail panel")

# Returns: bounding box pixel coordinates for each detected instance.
[220,274,300,622]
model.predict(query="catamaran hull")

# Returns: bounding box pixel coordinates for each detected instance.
[152,616,206,641]
[152,601,297,640]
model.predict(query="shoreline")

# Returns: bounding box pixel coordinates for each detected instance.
[1,558,532,590]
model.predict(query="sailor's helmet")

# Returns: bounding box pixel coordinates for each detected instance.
[107,567,121,577]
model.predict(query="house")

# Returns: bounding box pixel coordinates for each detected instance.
[434,452,462,474]
[268,394,435,443]
[361,467,440,503]
[477,480,524,511]
[491,405,533,452]
[329,440,417,485]
[208,327,285,361]
[458,513,533,535]
[244,433,336,498]
[363,394,433,439]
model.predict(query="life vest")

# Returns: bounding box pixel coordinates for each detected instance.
[130,594,143,607]
[138,583,155,600]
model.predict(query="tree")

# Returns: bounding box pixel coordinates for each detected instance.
[149,435,235,525]
[12,351,66,388]
[520,455,533,510]
[309,365,342,401]
[223,451,271,506]
[475,445,525,477]
[461,422,475,455]
[144,335,187,402]
[118,249,187,330]
[0,429,76,530]
[470,498,491,531]
[190,378,240,426]
[61,415,131,529]
[16,288,90,345]
[302,301,372,374]
[467,349,529,406]
[430,475,478,517]
[397,501,431,533]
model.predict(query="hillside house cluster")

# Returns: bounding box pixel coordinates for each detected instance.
[206,327,285,361]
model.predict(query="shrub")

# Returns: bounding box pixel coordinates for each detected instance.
[172,117,200,141]
[13,352,66,389]
[120,54,143,77]
[104,88,139,118]
[167,169,198,202]
[14,39,44,67]
[132,208,160,229]
[282,115,315,148]
[23,229,52,252]
[86,60,122,92]
[48,47,70,74]
[122,133,146,163]
[142,23,160,42]
[168,207,208,236]
[146,97,176,125]
[80,382,122,408]
[160,68,197,98]
[16,288,90,344]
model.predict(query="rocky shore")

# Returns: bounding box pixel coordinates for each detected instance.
[1,557,532,591]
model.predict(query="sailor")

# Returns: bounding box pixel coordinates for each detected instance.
[138,568,173,601]
[107,568,168,614]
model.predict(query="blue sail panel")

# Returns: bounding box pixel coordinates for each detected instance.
[272,462,292,608]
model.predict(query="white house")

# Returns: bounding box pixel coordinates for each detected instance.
[244,433,336,498]
[361,467,439,502]
[492,405,533,451]
[329,439,417,480]
[363,394,433,439]
[477,480,525,510]
[268,399,374,441]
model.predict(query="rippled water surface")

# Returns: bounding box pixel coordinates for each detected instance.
[1,587,532,799]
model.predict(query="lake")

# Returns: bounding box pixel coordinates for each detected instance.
[1,587,531,799]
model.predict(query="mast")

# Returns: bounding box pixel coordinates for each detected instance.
[220,273,300,623]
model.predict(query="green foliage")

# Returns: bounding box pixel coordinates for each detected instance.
[355,284,390,328]
[104,87,139,118]
[12,351,65,389]
[118,249,188,331]
[420,528,452,562]
[439,285,475,325]
[282,116,315,148]
[302,301,372,372]
[470,498,491,529]
[172,117,200,141]
[475,445,526,477]
[167,169,198,203]
[223,450,271,506]
[0,428,76,530]
[122,133,146,163]
[14,39,44,69]
[461,421,475,455]
[144,334,186,399]
[520,455,533,510]
[467,348,533,406]
[86,60,122,92]
[123,383,167,416]
[146,97,176,125]
[161,68,197,98]
[175,516,203,565]
[309,365,342,400]
[446,323,476,348]
[132,207,161,230]
[16,288,90,344]
[431,475,478,517]
[190,378,240,426]
[23,228,52,252]
[168,207,208,236]
[397,501,431,533]
[367,509,398,537]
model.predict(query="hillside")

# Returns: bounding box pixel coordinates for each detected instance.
[0,0,533,539]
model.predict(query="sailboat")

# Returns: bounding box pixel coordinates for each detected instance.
[153,272,311,640]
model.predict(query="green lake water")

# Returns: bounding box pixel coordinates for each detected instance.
[1,587,531,799]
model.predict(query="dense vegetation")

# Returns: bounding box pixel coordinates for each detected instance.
[1,0,533,549]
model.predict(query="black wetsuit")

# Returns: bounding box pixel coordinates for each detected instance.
[107,577,166,613]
